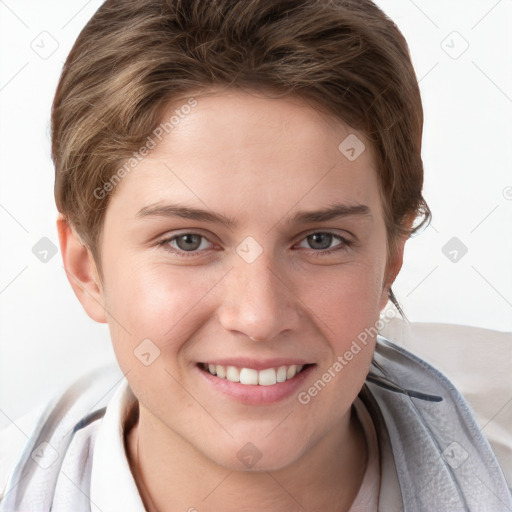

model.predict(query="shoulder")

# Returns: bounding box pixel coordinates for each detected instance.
[365,332,512,509]
[0,364,123,507]
[0,404,46,500]
[378,320,512,486]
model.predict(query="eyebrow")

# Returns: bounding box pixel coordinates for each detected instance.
[135,201,372,228]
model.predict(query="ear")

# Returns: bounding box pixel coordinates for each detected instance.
[379,240,405,311]
[378,217,414,311]
[56,214,107,323]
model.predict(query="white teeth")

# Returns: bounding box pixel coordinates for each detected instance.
[240,368,258,385]
[226,366,240,382]
[205,363,306,386]
[258,368,277,386]
[276,366,287,383]
[286,365,297,379]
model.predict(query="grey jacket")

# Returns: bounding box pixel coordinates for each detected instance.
[1,335,511,511]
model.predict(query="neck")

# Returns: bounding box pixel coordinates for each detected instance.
[126,401,367,512]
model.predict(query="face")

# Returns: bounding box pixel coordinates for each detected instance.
[90,89,400,471]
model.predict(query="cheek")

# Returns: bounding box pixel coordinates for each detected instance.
[291,258,387,441]
[302,256,387,338]
[102,263,220,419]
[103,260,218,367]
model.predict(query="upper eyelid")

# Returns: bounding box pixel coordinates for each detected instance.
[295,229,353,242]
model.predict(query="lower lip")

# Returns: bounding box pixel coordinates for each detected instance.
[196,364,315,405]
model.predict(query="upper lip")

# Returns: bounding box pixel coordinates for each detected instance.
[199,358,312,370]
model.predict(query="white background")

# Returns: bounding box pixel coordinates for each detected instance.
[0,0,511,426]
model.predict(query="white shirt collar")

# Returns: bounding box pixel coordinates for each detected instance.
[90,378,145,512]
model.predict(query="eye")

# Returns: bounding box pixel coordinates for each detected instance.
[158,233,214,257]
[296,232,353,255]
[157,230,353,259]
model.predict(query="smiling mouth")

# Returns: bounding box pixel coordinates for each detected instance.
[199,362,312,386]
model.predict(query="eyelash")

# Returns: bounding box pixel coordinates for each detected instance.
[156,231,353,258]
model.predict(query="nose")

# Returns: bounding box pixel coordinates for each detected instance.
[215,251,301,342]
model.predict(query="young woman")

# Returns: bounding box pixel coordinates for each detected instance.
[1,1,510,510]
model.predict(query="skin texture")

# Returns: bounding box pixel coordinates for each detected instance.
[58,89,408,511]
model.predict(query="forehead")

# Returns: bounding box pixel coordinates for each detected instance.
[105,89,382,224]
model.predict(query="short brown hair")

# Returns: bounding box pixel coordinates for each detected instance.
[52,0,431,303]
